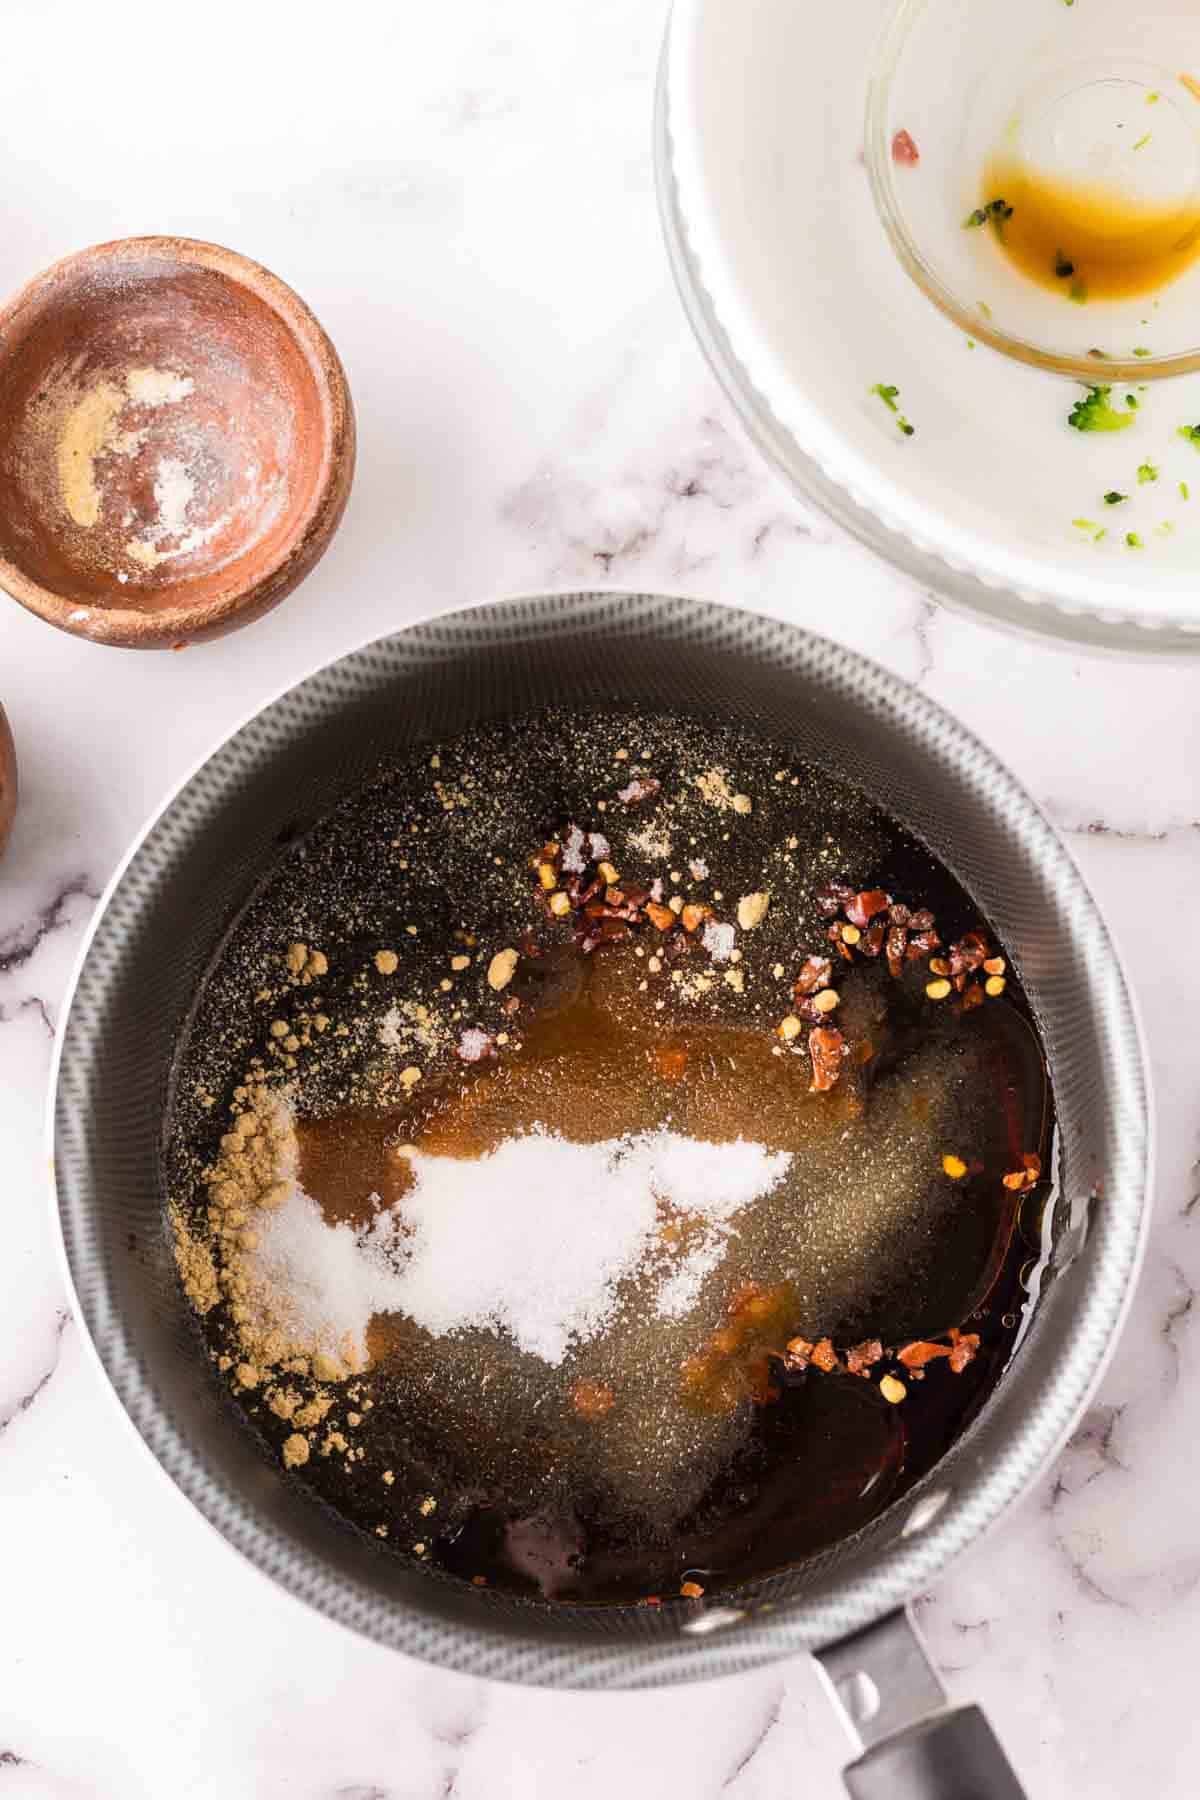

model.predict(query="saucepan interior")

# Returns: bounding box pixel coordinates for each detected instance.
[51,591,1149,1687]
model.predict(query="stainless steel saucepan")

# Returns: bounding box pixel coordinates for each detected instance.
[51,592,1150,1799]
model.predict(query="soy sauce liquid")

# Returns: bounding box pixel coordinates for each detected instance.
[169,710,1053,1607]
[289,944,1050,1604]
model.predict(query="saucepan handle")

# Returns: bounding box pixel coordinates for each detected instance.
[815,1609,1027,1800]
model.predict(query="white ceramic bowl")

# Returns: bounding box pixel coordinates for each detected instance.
[658,0,1200,652]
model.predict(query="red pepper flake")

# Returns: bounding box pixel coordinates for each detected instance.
[794,953,833,996]
[680,1580,705,1600]
[1002,1153,1041,1192]
[947,1328,981,1373]
[639,1594,663,1608]
[845,889,890,929]
[784,1335,813,1369]
[892,128,920,165]
[885,922,908,979]
[845,1339,884,1376]
[808,1025,846,1092]
[816,883,854,918]
[617,776,661,807]
[948,931,989,980]
[862,918,887,958]
[827,923,855,962]
[810,1338,839,1372]
[898,1340,953,1370]
[471,1574,489,1587]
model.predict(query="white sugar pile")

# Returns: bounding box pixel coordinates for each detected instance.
[247,1129,791,1367]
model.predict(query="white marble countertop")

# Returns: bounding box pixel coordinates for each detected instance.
[1,3,1198,1795]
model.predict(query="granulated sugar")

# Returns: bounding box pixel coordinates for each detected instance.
[247,1129,792,1367]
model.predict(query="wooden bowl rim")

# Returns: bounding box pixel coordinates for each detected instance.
[0,235,354,646]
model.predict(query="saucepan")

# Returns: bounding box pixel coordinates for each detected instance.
[51,591,1149,1798]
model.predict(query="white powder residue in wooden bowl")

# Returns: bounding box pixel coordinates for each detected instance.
[53,364,194,530]
[246,1129,792,1368]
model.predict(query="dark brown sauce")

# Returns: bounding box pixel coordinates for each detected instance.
[168,709,1053,1606]
[289,944,1048,1604]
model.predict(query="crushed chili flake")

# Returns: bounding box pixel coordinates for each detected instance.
[680,1580,705,1599]
[808,1025,845,1092]
[947,1328,981,1374]
[862,919,887,958]
[1002,1153,1042,1192]
[845,1339,884,1376]
[845,889,890,929]
[793,953,833,997]
[892,128,920,165]
[617,777,661,807]
[898,1339,953,1370]
[816,882,854,917]
[948,932,989,979]
[810,1337,839,1373]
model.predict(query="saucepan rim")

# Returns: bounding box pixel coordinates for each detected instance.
[47,589,1152,1687]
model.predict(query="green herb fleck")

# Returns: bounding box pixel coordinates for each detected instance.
[1103,491,1127,505]
[1067,386,1136,433]
[1069,278,1088,304]
[964,198,1014,235]
[1125,393,1138,408]
[1126,532,1143,549]
[978,300,993,320]
[1072,518,1098,531]
[1137,461,1159,484]
[1132,132,1152,151]
[1133,347,1152,357]
[1181,481,1191,500]
[870,384,915,436]
[1147,91,1160,103]
[1178,424,1200,447]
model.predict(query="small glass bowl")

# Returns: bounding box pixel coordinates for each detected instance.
[866,0,1200,381]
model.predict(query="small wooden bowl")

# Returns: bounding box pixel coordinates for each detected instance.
[0,238,355,649]
[0,703,16,859]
